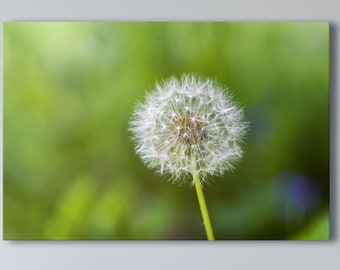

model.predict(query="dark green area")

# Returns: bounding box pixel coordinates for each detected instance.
[4,22,329,240]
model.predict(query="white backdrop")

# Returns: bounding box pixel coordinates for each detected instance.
[0,0,338,269]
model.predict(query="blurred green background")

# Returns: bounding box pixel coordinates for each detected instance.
[3,22,329,240]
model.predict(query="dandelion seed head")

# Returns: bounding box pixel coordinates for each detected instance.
[129,74,248,185]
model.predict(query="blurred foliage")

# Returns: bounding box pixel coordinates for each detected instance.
[3,22,329,240]
[291,208,329,240]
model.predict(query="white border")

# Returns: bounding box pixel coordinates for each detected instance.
[1,0,338,269]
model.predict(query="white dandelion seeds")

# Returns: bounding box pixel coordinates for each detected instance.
[129,74,248,185]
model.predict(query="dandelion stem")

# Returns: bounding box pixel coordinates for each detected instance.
[193,174,215,240]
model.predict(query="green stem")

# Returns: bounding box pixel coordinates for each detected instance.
[193,174,215,240]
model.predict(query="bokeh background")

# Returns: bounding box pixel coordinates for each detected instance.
[3,22,329,240]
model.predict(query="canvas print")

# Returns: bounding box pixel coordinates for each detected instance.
[3,22,329,240]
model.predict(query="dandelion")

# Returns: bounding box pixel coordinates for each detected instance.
[130,74,248,240]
